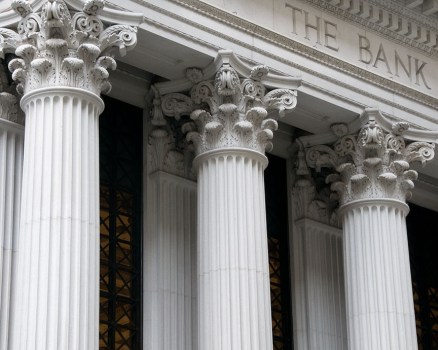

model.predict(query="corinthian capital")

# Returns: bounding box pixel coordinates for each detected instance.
[0,92,22,124]
[0,0,138,95]
[304,109,436,205]
[154,52,301,157]
[187,64,298,154]
[0,59,22,124]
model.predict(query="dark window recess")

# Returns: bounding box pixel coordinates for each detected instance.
[99,96,143,350]
[265,154,293,350]
[407,203,438,350]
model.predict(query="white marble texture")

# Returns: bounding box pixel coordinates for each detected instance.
[0,112,23,350]
[196,149,273,350]
[341,200,418,350]
[10,89,103,350]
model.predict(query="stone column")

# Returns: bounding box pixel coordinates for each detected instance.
[184,63,299,350]
[143,95,198,350]
[0,1,138,349]
[305,110,436,350]
[0,91,24,350]
[290,150,347,350]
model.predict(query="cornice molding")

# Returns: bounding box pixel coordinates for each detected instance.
[158,0,438,117]
[301,0,438,58]
[368,0,438,30]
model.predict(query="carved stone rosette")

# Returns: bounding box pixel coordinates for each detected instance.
[158,64,297,157]
[1,0,137,96]
[305,116,435,206]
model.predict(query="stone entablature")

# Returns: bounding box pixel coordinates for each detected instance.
[169,0,438,112]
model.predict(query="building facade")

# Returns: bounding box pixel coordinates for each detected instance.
[1,0,438,349]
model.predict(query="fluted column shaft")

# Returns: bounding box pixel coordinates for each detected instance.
[11,88,103,350]
[158,56,299,350]
[144,171,197,350]
[341,199,417,350]
[0,102,24,350]
[1,1,139,349]
[197,149,272,350]
[304,111,436,350]
[290,170,347,350]
[292,219,347,350]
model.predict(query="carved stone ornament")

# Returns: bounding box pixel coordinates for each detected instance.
[159,63,298,155]
[148,89,196,179]
[0,0,138,95]
[305,115,436,205]
[292,149,339,227]
[0,59,23,124]
[0,92,23,124]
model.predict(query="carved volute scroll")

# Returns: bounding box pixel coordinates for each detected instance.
[0,0,138,95]
[187,64,297,155]
[148,87,196,179]
[156,61,299,157]
[0,59,22,124]
[292,147,340,227]
[0,91,21,123]
[304,110,436,206]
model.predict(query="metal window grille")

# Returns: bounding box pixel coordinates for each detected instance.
[265,154,293,350]
[99,97,143,350]
[407,203,438,350]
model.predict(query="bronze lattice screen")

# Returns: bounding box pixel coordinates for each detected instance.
[408,203,438,350]
[265,154,293,350]
[99,96,143,350]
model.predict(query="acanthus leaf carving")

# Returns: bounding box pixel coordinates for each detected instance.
[292,148,340,227]
[1,0,138,95]
[304,116,436,205]
[156,62,298,156]
[148,93,196,180]
[161,93,193,120]
[0,29,21,59]
[0,92,23,125]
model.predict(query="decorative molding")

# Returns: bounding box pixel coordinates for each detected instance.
[153,51,301,156]
[0,92,23,124]
[186,64,298,155]
[0,61,23,124]
[143,0,438,117]
[148,89,196,179]
[304,108,436,205]
[301,0,438,54]
[292,148,340,227]
[0,0,139,95]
